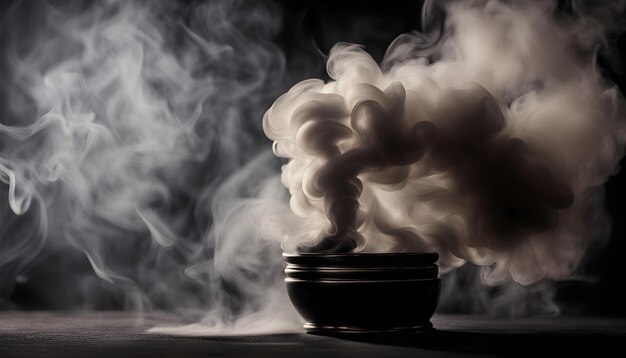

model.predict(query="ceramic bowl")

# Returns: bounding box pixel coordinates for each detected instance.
[284,252,441,333]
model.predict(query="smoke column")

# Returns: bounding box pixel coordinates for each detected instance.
[264,0,626,288]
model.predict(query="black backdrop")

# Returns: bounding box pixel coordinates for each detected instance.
[1,0,625,316]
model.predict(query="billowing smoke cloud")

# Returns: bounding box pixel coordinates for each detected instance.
[264,0,626,286]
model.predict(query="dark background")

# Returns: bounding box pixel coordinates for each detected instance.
[1,0,625,316]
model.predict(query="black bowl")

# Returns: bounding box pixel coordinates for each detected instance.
[284,252,441,334]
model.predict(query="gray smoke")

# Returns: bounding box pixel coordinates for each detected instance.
[1,0,625,332]
[0,0,302,331]
[264,0,626,286]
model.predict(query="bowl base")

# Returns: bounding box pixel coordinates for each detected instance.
[304,321,433,334]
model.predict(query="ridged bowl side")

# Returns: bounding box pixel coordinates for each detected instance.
[283,252,439,267]
[284,252,441,333]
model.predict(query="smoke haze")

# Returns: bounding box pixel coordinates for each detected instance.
[0,0,625,332]
[0,0,305,330]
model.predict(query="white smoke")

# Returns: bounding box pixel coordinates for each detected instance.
[264,0,626,287]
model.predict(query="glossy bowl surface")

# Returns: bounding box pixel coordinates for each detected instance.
[284,252,441,333]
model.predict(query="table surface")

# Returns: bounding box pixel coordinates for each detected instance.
[0,312,624,357]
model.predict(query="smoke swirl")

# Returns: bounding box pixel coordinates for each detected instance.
[264,0,626,285]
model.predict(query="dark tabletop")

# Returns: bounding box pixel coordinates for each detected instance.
[0,312,624,357]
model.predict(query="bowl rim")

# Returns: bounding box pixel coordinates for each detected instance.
[283,252,439,267]
[285,265,438,271]
[285,277,441,283]
[283,252,438,257]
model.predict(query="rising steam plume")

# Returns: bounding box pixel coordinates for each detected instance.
[265,0,626,286]
[0,0,624,332]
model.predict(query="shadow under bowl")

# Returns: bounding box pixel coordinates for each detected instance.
[284,252,441,334]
